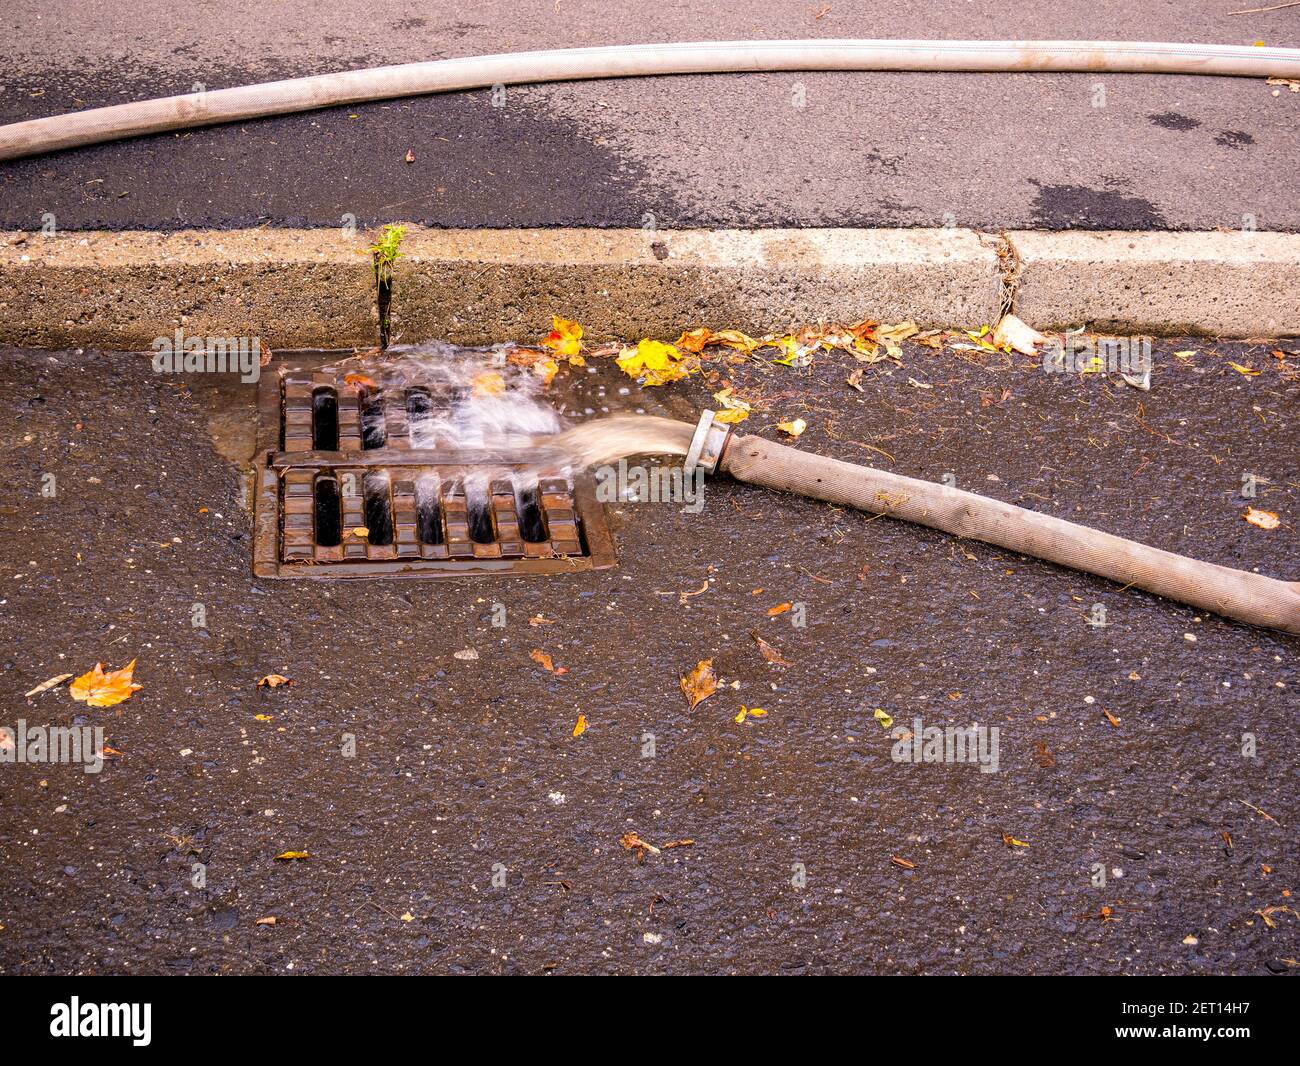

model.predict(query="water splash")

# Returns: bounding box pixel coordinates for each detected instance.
[316,343,695,479]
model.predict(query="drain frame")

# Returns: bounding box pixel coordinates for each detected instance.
[253,355,616,579]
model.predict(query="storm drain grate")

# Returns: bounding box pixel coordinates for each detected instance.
[253,359,615,578]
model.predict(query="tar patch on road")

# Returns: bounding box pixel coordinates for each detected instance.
[1029,178,1169,230]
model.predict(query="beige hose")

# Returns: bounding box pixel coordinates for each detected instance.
[3,39,1300,161]
[722,434,1300,635]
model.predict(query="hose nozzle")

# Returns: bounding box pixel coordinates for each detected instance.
[684,410,733,478]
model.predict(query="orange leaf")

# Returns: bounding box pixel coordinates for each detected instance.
[679,658,717,709]
[530,648,557,673]
[1244,507,1280,530]
[675,328,713,353]
[471,370,506,397]
[68,659,143,708]
[767,602,792,617]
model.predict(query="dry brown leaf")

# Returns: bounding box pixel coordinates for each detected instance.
[750,631,791,666]
[1103,708,1121,728]
[256,674,293,688]
[620,831,661,858]
[69,660,143,708]
[992,313,1048,356]
[529,614,554,626]
[24,673,72,698]
[255,916,277,926]
[891,856,916,870]
[680,658,718,709]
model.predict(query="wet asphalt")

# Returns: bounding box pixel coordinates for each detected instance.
[1,1,1298,232]
[0,339,1296,975]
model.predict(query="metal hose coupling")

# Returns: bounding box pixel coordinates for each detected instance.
[684,410,733,479]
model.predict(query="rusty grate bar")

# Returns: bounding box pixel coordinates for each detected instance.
[253,356,615,579]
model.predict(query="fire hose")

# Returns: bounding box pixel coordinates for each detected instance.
[683,412,1300,635]
[3,39,1300,161]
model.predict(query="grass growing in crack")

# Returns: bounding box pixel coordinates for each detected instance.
[370,223,406,349]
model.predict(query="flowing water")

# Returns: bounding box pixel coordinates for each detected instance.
[319,343,695,477]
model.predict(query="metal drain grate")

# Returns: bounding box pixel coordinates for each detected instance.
[253,358,615,578]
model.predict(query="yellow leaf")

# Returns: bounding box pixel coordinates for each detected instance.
[616,339,695,386]
[711,329,762,353]
[1244,507,1280,530]
[734,705,766,724]
[274,851,310,860]
[254,714,274,722]
[68,660,143,708]
[747,707,767,718]
[1002,835,1030,848]
[874,708,893,729]
[572,713,588,737]
[1228,361,1261,377]
[680,658,718,709]
[712,387,752,423]
[400,911,415,922]
[541,315,584,357]
[777,418,807,437]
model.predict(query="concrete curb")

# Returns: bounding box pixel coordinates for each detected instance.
[1010,230,1300,338]
[0,226,1296,350]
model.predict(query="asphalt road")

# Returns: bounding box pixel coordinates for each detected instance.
[1,1,1298,231]
[1,341,1296,974]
